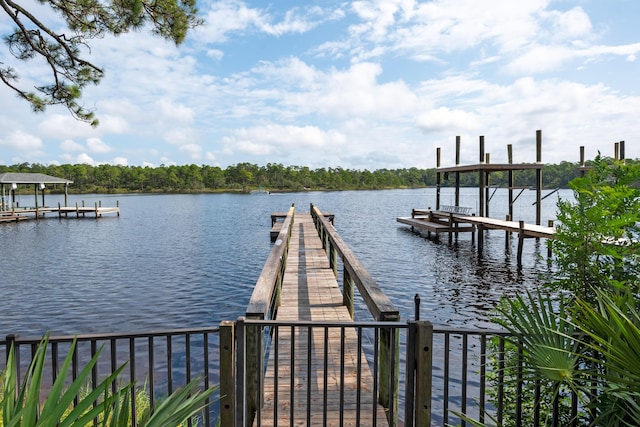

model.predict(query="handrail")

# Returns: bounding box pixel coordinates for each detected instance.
[246,204,295,319]
[310,204,399,322]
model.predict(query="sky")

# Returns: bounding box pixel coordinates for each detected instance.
[0,0,639,170]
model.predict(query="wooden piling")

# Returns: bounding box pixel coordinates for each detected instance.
[219,320,235,426]
[414,320,434,427]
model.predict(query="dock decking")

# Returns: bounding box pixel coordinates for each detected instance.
[399,208,555,239]
[257,213,389,426]
[397,207,556,266]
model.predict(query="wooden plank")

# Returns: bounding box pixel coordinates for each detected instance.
[258,214,389,427]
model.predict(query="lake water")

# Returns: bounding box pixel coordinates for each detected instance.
[0,188,569,337]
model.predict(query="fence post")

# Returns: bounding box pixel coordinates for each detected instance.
[244,316,263,426]
[220,321,236,427]
[329,242,337,277]
[343,268,354,319]
[415,320,433,427]
[404,321,417,427]
[235,317,246,427]
[379,318,400,426]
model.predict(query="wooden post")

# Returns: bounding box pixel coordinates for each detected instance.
[379,318,401,426]
[535,130,542,225]
[455,136,461,210]
[343,268,354,319]
[478,136,485,218]
[517,221,525,267]
[620,140,625,163]
[547,220,554,260]
[64,184,68,207]
[436,147,441,210]
[220,321,236,427]
[580,146,586,177]
[329,242,338,277]
[414,320,433,427]
[235,317,246,427]
[505,214,511,251]
[58,202,62,218]
[508,144,514,221]
[245,315,263,426]
[614,142,619,161]
[485,153,491,218]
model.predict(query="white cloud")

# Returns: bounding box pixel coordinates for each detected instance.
[157,99,195,124]
[0,130,43,151]
[417,107,482,132]
[74,153,97,166]
[179,143,202,159]
[225,124,346,156]
[60,139,84,152]
[113,157,128,166]
[164,128,197,146]
[86,138,112,154]
[195,1,342,44]
[506,45,576,74]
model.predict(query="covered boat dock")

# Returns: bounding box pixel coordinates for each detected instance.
[0,172,119,222]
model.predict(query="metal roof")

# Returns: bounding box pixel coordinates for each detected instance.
[0,173,73,185]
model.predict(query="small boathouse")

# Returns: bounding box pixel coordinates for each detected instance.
[0,172,119,222]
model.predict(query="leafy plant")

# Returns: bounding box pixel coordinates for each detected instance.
[1,335,216,426]
[550,155,640,302]
[458,157,640,426]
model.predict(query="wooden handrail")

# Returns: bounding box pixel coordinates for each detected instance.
[310,204,399,322]
[246,204,295,319]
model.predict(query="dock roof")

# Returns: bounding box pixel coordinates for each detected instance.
[0,172,73,185]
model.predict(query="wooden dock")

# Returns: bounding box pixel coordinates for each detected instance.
[257,212,389,426]
[399,208,555,239]
[0,203,120,222]
[397,207,555,266]
[233,205,402,426]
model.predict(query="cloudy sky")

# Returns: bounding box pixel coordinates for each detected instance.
[0,0,639,169]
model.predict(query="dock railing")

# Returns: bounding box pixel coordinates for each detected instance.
[1,323,586,427]
[240,203,296,424]
[1,327,221,426]
[309,203,402,423]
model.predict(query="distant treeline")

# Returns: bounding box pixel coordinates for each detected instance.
[1,159,634,193]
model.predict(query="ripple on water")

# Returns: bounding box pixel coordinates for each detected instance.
[1,189,563,335]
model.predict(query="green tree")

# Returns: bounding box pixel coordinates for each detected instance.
[549,155,640,302]
[0,0,201,125]
[473,156,640,426]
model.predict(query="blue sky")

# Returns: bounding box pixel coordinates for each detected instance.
[1,0,639,169]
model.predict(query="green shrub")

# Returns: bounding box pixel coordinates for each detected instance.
[1,335,216,427]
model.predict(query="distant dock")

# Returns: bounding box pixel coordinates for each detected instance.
[0,202,120,223]
[398,130,556,267]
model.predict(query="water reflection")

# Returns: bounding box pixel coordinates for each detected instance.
[0,188,567,336]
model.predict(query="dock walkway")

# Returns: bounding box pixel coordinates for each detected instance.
[257,213,388,426]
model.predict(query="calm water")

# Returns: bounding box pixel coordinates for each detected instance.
[0,188,568,337]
